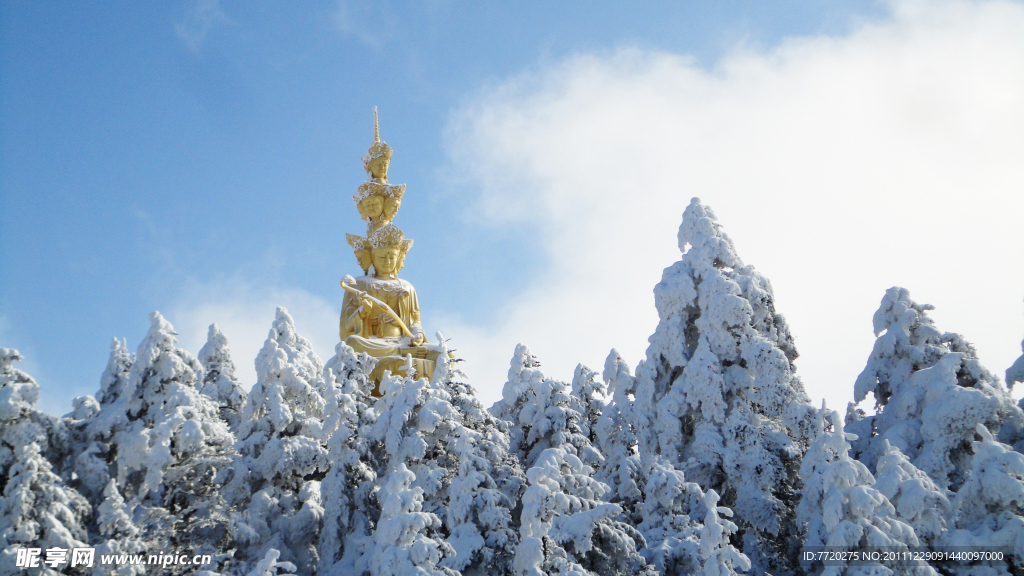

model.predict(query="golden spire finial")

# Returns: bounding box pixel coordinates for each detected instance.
[363,106,393,178]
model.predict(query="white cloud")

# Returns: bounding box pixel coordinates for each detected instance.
[175,0,228,53]
[441,0,1024,412]
[168,277,339,390]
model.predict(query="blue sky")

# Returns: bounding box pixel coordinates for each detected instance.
[3,0,1023,416]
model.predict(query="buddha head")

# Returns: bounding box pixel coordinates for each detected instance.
[371,246,400,278]
[354,249,372,275]
[358,194,384,221]
[346,234,372,276]
[368,223,412,278]
[367,155,390,181]
[383,195,401,220]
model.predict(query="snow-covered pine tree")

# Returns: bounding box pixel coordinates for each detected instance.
[0,441,91,576]
[699,489,751,576]
[197,324,248,433]
[489,344,543,465]
[492,346,649,576]
[57,337,143,557]
[92,478,147,576]
[325,333,523,576]
[430,335,523,575]
[367,366,458,523]
[227,308,332,575]
[372,462,457,576]
[73,313,236,572]
[570,363,605,448]
[95,337,134,407]
[852,287,1024,478]
[797,406,932,576]
[594,351,644,526]
[1,348,73,483]
[63,339,132,506]
[631,197,816,575]
[943,424,1024,574]
[514,445,651,576]
[490,344,600,472]
[635,460,705,575]
[0,349,90,576]
[317,341,381,576]
[872,440,951,547]
[363,350,507,574]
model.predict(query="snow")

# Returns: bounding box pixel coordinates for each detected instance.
[2,198,1023,576]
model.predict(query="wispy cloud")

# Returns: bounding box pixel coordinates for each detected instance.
[175,0,228,53]
[332,0,398,48]
[442,0,1024,411]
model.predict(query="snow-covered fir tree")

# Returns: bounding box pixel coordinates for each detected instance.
[1,348,72,484]
[570,363,606,448]
[362,337,523,576]
[850,287,1024,477]
[636,461,705,575]
[71,312,237,573]
[197,324,248,433]
[943,424,1024,574]
[317,341,380,576]
[372,462,458,576]
[494,346,650,576]
[226,308,333,575]
[0,349,90,576]
[363,368,461,573]
[490,344,543,466]
[797,406,931,576]
[872,440,951,547]
[699,489,751,576]
[594,351,644,526]
[92,478,147,576]
[431,336,523,576]
[491,344,600,472]
[514,444,652,576]
[631,197,817,575]
[63,339,132,506]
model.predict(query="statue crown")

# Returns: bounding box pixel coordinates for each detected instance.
[362,106,393,174]
[369,222,406,249]
[353,181,405,205]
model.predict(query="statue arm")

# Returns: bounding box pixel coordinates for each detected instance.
[340,291,369,340]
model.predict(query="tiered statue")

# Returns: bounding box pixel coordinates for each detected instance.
[340,108,445,395]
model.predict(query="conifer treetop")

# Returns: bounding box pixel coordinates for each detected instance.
[0,348,39,420]
[677,197,742,273]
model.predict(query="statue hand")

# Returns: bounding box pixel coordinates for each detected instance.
[357,297,374,318]
[410,326,426,346]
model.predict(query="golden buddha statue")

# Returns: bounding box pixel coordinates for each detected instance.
[341,109,444,394]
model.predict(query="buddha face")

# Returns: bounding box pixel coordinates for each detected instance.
[354,249,372,273]
[384,196,401,219]
[368,156,390,180]
[372,246,400,277]
[360,196,384,221]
